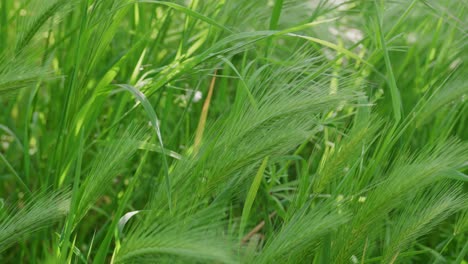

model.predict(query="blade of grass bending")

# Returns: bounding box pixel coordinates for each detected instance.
[274,17,339,35]
[137,0,232,33]
[287,33,370,68]
[217,56,258,109]
[281,23,387,81]
[239,156,269,240]
[118,84,171,211]
[144,18,339,98]
[137,141,182,160]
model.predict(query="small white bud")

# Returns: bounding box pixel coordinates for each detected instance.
[193,91,203,102]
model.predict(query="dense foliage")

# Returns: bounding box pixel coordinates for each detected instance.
[0,0,467,263]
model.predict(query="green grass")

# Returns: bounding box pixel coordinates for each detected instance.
[0,0,467,263]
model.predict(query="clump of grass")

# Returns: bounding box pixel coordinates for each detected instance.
[0,0,466,263]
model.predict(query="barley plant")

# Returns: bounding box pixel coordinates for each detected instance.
[0,0,467,263]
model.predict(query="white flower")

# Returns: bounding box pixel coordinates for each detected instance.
[193,91,203,102]
[185,90,203,103]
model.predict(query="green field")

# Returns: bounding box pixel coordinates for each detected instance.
[0,0,467,263]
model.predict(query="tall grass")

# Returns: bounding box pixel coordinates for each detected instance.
[0,0,466,263]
